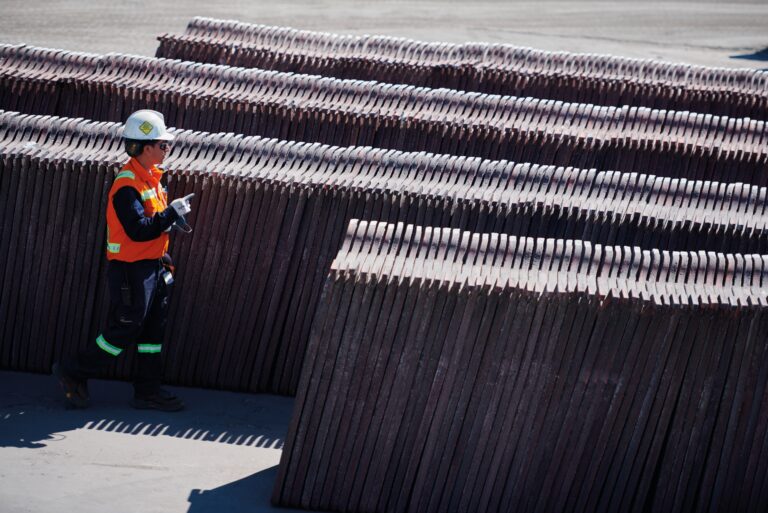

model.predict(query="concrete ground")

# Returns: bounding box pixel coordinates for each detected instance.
[0,0,766,69]
[0,371,303,513]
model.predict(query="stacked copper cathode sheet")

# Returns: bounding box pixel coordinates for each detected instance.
[156,17,768,121]
[274,219,768,513]
[1,44,768,184]
[1,16,768,513]
[6,110,766,396]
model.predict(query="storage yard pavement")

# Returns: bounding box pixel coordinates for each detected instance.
[0,371,303,513]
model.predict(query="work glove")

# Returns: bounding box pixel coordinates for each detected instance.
[168,193,195,234]
[170,193,195,217]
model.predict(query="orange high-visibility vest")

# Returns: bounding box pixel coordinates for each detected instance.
[105,158,170,262]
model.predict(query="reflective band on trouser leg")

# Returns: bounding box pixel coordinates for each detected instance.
[137,344,162,354]
[96,334,122,356]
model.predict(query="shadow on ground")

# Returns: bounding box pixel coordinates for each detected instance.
[0,371,293,449]
[731,47,768,67]
[187,465,303,513]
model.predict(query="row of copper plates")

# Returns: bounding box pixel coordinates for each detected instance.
[2,111,767,395]
[178,16,763,87]
[1,46,767,185]
[177,17,768,95]
[273,219,768,513]
[156,27,768,120]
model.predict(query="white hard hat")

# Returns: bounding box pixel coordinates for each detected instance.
[123,110,174,141]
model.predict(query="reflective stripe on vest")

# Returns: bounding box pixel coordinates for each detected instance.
[115,170,135,181]
[106,227,120,254]
[96,334,122,356]
[140,189,157,201]
[137,343,162,354]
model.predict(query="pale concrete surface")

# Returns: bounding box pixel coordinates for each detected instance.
[0,371,304,513]
[0,0,766,69]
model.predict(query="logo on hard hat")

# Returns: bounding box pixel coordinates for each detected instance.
[139,121,154,135]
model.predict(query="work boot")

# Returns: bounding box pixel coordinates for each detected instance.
[131,388,184,412]
[52,362,90,409]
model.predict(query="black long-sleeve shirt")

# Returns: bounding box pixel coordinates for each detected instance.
[113,186,179,242]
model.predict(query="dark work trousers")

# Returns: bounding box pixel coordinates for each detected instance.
[64,258,172,396]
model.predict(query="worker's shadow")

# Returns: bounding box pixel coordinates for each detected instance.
[0,372,292,450]
[186,465,304,513]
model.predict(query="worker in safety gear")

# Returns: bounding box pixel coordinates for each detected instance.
[53,110,194,411]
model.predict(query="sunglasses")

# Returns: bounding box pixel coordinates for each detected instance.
[156,142,172,151]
